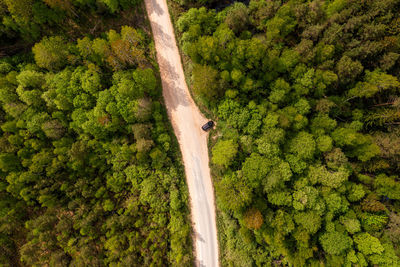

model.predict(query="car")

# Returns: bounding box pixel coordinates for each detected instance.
[201,121,214,131]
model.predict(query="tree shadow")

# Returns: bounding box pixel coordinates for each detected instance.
[148,0,164,16]
[196,231,206,243]
[157,53,190,141]
[151,21,174,49]
[158,53,190,108]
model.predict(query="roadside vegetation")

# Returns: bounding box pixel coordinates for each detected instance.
[0,1,192,266]
[174,0,400,266]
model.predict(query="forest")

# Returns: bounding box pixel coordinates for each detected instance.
[0,0,192,266]
[173,0,400,266]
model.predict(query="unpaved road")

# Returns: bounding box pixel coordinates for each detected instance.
[144,0,219,266]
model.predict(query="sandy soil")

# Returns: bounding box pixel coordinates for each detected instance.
[144,0,219,266]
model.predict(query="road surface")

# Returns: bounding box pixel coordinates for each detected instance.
[144,0,219,266]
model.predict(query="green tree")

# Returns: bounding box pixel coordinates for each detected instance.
[242,153,273,189]
[192,64,222,101]
[336,55,363,84]
[288,131,316,160]
[308,165,350,188]
[212,139,238,168]
[3,0,33,23]
[349,69,400,98]
[340,214,361,234]
[354,233,384,255]
[42,119,65,139]
[225,2,249,34]
[294,211,321,234]
[320,231,352,255]
[374,174,400,200]
[216,172,252,212]
[177,7,216,35]
[32,36,69,71]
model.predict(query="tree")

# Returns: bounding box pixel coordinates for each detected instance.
[243,207,263,230]
[379,52,400,71]
[111,39,133,67]
[265,4,297,41]
[331,127,380,162]
[324,148,348,170]
[192,64,222,101]
[242,153,273,189]
[132,68,158,97]
[16,70,44,88]
[215,172,252,212]
[292,185,322,211]
[3,0,33,23]
[268,191,292,206]
[0,153,21,172]
[336,55,363,84]
[340,213,361,234]
[177,7,217,36]
[294,211,321,234]
[374,128,400,168]
[32,36,69,71]
[347,183,365,202]
[354,233,384,255]
[316,135,333,152]
[369,242,399,267]
[211,139,238,168]
[134,98,152,122]
[0,8,193,267]
[386,212,400,245]
[132,124,151,140]
[359,212,388,232]
[269,78,291,104]
[349,69,400,98]
[81,64,102,95]
[374,174,400,200]
[308,165,350,188]
[263,160,291,192]
[326,0,348,16]
[92,38,111,59]
[225,2,249,34]
[288,131,316,160]
[99,0,120,13]
[121,26,144,47]
[310,114,337,135]
[136,139,154,154]
[43,0,74,14]
[319,231,352,255]
[175,0,400,265]
[77,37,93,59]
[42,119,65,139]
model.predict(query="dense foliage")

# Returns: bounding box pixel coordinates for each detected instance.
[0,0,142,54]
[0,23,192,267]
[177,0,400,266]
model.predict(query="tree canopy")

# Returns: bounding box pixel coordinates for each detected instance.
[0,24,192,266]
[176,0,400,265]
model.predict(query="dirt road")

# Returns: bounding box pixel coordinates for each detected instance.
[144,0,219,266]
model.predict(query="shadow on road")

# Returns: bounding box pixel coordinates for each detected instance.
[145,0,219,266]
[158,54,190,108]
[149,0,164,16]
[151,21,174,49]
[196,231,206,243]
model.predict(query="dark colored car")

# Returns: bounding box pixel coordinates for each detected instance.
[201,121,214,131]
